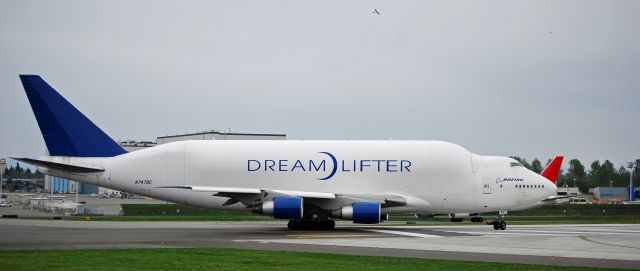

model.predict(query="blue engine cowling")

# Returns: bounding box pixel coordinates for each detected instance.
[332,202,381,224]
[252,196,303,219]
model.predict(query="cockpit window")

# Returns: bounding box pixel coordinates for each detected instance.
[510,162,524,167]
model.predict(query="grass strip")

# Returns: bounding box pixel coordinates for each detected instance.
[0,247,626,271]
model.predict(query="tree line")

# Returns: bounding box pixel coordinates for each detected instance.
[510,157,640,193]
[1,162,44,180]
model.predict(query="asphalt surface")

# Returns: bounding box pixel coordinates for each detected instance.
[1,219,639,269]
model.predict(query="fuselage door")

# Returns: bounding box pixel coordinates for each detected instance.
[482,177,492,194]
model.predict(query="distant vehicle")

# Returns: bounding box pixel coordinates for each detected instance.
[89,193,99,198]
[0,202,12,207]
[99,193,109,198]
[569,197,588,204]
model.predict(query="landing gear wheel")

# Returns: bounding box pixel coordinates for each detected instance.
[318,220,328,230]
[287,220,298,230]
[327,220,336,230]
[493,221,500,230]
[499,221,506,230]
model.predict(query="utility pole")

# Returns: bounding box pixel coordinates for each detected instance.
[628,162,635,201]
[0,158,6,202]
[75,181,79,214]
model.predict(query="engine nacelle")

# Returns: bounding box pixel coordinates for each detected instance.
[448,213,469,222]
[252,197,303,219]
[332,202,382,224]
[448,213,470,219]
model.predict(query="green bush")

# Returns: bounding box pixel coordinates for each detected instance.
[122,204,225,216]
[510,204,640,216]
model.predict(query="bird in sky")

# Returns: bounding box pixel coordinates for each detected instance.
[373,9,381,15]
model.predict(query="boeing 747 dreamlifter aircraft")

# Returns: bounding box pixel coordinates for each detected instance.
[14,75,564,230]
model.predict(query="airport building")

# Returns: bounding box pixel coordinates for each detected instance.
[157,130,286,144]
[590,187,628,201]
[557,187,581,197]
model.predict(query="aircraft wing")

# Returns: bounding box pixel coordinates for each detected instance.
[160,185,409,208]
[159,185,261,194]
[337,193,408,207]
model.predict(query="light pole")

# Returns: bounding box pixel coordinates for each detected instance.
[75,181,79,214]
[0,158,6,202]
[628,162,635,201]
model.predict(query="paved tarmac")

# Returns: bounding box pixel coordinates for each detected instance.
[1,219,639,269]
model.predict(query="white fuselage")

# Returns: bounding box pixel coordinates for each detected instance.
[39,140,557,215]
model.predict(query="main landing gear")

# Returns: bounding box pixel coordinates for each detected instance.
[492,215,507,231]
[492,220,506,230]
[287,219,336,230]
[490,210,507,230]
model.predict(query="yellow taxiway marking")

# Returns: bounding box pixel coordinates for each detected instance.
[288,234,384,239]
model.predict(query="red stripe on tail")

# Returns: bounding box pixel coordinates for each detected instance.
[541,156,563,184]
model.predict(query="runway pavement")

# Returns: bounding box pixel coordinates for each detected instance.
[1,219,639,269]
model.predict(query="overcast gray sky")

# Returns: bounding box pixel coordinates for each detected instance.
[1,1,638,169]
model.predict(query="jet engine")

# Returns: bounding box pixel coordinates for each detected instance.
[448,213,469,222]
[252,196,303,219]
[332,202,383,224]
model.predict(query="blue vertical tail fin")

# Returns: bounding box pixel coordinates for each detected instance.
[19,75,127,157]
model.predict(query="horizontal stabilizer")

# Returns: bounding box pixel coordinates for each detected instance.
[11,157,105,173]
